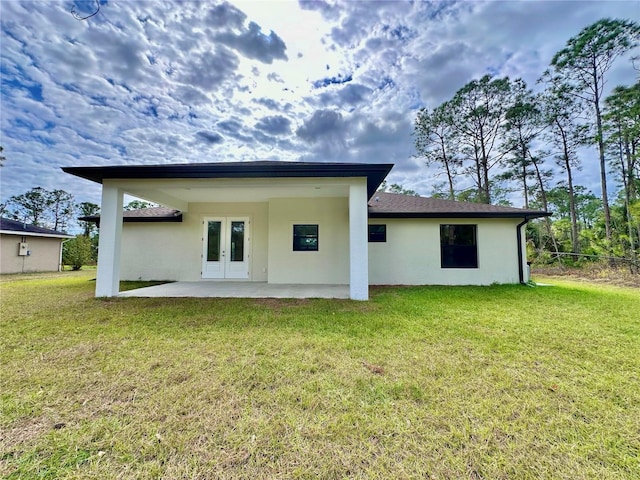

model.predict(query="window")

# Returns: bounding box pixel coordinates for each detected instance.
[229,221,245,262]
[440,224,478,268]
[293,224,318,251]
[368,224,387,242]
[206,221,221,262]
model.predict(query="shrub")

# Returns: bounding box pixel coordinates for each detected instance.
[62,235,93,270]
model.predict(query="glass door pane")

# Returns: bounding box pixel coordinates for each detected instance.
[207,221,221,261]
[229,221,244,262]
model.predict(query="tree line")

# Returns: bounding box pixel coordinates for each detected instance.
[0,187,99,235]
[413,18,639,263]
[0,186,157,269]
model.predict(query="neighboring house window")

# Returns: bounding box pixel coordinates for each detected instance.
[440,224,478,268]
[293,224,319,251]
[368,224,387,242]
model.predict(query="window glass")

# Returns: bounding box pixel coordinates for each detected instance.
[230,221,244,262]
[207,221,221,261]
[440,224,478,268]
[368,224,387,242]
[293,224,318,251]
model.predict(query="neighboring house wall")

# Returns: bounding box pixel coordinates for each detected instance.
[368,218,522,285]
[119,202,269,281]
[268,197,350,285]
[0,234,63,274]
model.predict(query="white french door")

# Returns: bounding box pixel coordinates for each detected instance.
[202,217,249,279]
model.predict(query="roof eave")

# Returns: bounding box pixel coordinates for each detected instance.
[79,214,183,226]
[368,211,552,219]
[62,162,393,199]
[0,230,74,239]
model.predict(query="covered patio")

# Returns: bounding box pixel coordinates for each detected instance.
[63,161,393,301]
[119,281,350,299]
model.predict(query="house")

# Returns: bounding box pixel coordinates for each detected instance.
[63,161,549,300]
[0,217,73,274]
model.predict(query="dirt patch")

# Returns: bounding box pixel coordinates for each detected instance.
[0,416,50,458]
[532,264,640,288]
[251,298,311,309]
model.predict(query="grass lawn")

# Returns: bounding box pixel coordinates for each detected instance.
[1,272,639,479]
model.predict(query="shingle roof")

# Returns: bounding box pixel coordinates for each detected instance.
[368,192,550,219]
[0,217,74,237]
[79,207,183,225]
[82,195,549,224]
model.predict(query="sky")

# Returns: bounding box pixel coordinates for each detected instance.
[1,0,638,210]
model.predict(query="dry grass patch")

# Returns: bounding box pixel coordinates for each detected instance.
[1,271,639,479]
[532,263,640,288]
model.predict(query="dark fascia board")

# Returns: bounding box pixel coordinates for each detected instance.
[79,214,183,227]
[63,162,394,199]
[368,211,552,219]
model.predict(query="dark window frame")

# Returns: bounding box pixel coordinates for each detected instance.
[368,224,387,242]
[293,224,319,251]
[440,224,478,269]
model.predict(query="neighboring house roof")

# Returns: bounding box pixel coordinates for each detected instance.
[62,161,394,199]
[79,207,183,226]
[368,192,550,219]
[0,217,74,238]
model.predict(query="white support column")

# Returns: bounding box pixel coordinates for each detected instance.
[349,181,369,300]
[96,182,123,297]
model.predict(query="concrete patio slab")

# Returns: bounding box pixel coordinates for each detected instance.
[118,281,350,299]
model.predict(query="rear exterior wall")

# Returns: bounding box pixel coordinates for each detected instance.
[119,202,269,282]
[267,197,350,285]
[368,218,523,285]
[119,198,351,284]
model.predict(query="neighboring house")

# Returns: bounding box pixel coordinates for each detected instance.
[64,161,549,300]
[0,217,73,274]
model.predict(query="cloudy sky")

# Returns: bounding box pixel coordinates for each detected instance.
[1,0,638,208]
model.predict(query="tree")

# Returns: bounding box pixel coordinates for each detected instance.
[48,189,75,231]
[414,102,461,199]
[124,200,158,211]
[500,79,546,209]
[550,18,640,242]
[6,187,76,232]
[62,235,93,271]
[541,80,588,253]
[449,75,513,203]
[78,202,100,236]
[0,146,5,167]
[7,187,52,227]
[604,83,640,256]
[547,185,601,252]
[5,187,78,232]
[377,181,419,196]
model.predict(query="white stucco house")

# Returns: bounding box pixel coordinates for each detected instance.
[0,217,73,274]
[64,161,549,300]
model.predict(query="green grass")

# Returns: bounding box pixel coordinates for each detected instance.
[1,272,639,479]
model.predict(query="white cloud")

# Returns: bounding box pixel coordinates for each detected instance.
[0,0,637,210]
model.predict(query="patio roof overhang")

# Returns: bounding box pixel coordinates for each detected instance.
[63,161,378,300]
[63,161,393,201]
